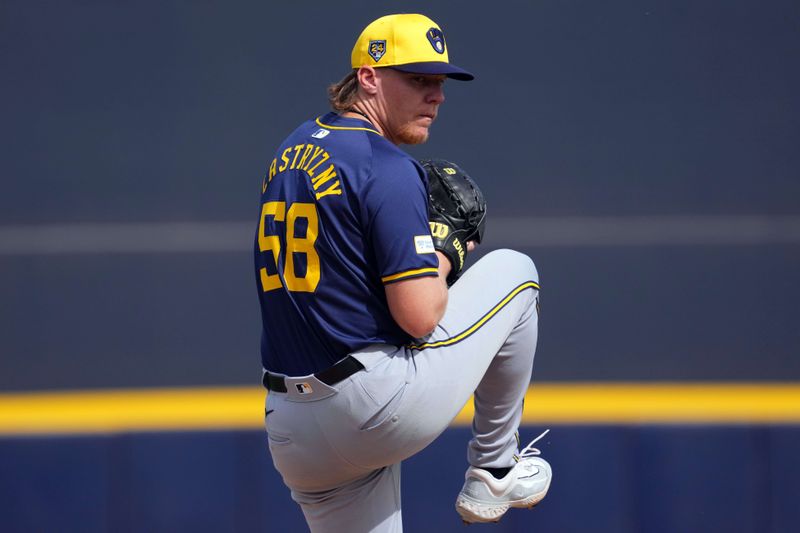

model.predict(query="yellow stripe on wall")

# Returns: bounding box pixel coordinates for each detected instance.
[1,383,799,436]
[465,383,800,425]
[0,387,262,435]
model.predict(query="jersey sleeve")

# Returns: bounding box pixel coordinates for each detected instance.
[361,156,439,284]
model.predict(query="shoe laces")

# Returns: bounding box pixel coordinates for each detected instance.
[514,429,550,463]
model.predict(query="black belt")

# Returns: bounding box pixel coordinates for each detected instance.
[262,355,365,393]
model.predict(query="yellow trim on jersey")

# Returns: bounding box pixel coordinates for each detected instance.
[407,281,540,350]
[315,117,381,135]
[381,267,439,283]
[2,383,800,435]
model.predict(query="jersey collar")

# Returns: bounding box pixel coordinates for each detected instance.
[315,113,381,135]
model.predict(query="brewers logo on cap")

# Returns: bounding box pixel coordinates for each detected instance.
[426,28,446,54]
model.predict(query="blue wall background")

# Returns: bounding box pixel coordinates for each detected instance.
[1,0,798,390]
[1,0,799,531]
[2,426,800,533]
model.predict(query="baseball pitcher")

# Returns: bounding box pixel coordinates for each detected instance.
[255,13,551,532]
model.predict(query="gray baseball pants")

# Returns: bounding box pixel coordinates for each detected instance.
[264,249,540,532]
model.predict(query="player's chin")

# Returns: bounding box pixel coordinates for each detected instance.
[397,124,431,145]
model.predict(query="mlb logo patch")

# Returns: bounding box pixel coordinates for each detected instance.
[296,382,313,394]
[311,128,330,139]
[368,40,386,62]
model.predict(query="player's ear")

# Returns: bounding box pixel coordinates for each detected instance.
[356,66,379,95]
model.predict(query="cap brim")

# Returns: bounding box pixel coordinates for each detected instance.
[392,62,474,81]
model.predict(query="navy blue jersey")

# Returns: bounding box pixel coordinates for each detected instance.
[255,112,439,376]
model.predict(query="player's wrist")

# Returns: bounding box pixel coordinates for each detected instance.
[435,242,465,286]
[436,250,453,282]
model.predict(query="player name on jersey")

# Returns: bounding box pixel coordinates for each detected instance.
[263,142,342,201]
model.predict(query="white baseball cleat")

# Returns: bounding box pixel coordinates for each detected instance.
[455,430,552,524]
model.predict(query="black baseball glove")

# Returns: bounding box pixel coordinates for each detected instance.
[420,159,487,286]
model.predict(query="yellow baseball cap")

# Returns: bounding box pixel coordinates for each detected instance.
[351,14,474,81]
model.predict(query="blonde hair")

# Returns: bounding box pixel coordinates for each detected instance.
[327,70,359,112]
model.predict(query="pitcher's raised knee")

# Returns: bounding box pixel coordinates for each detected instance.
[475,249,539,289]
